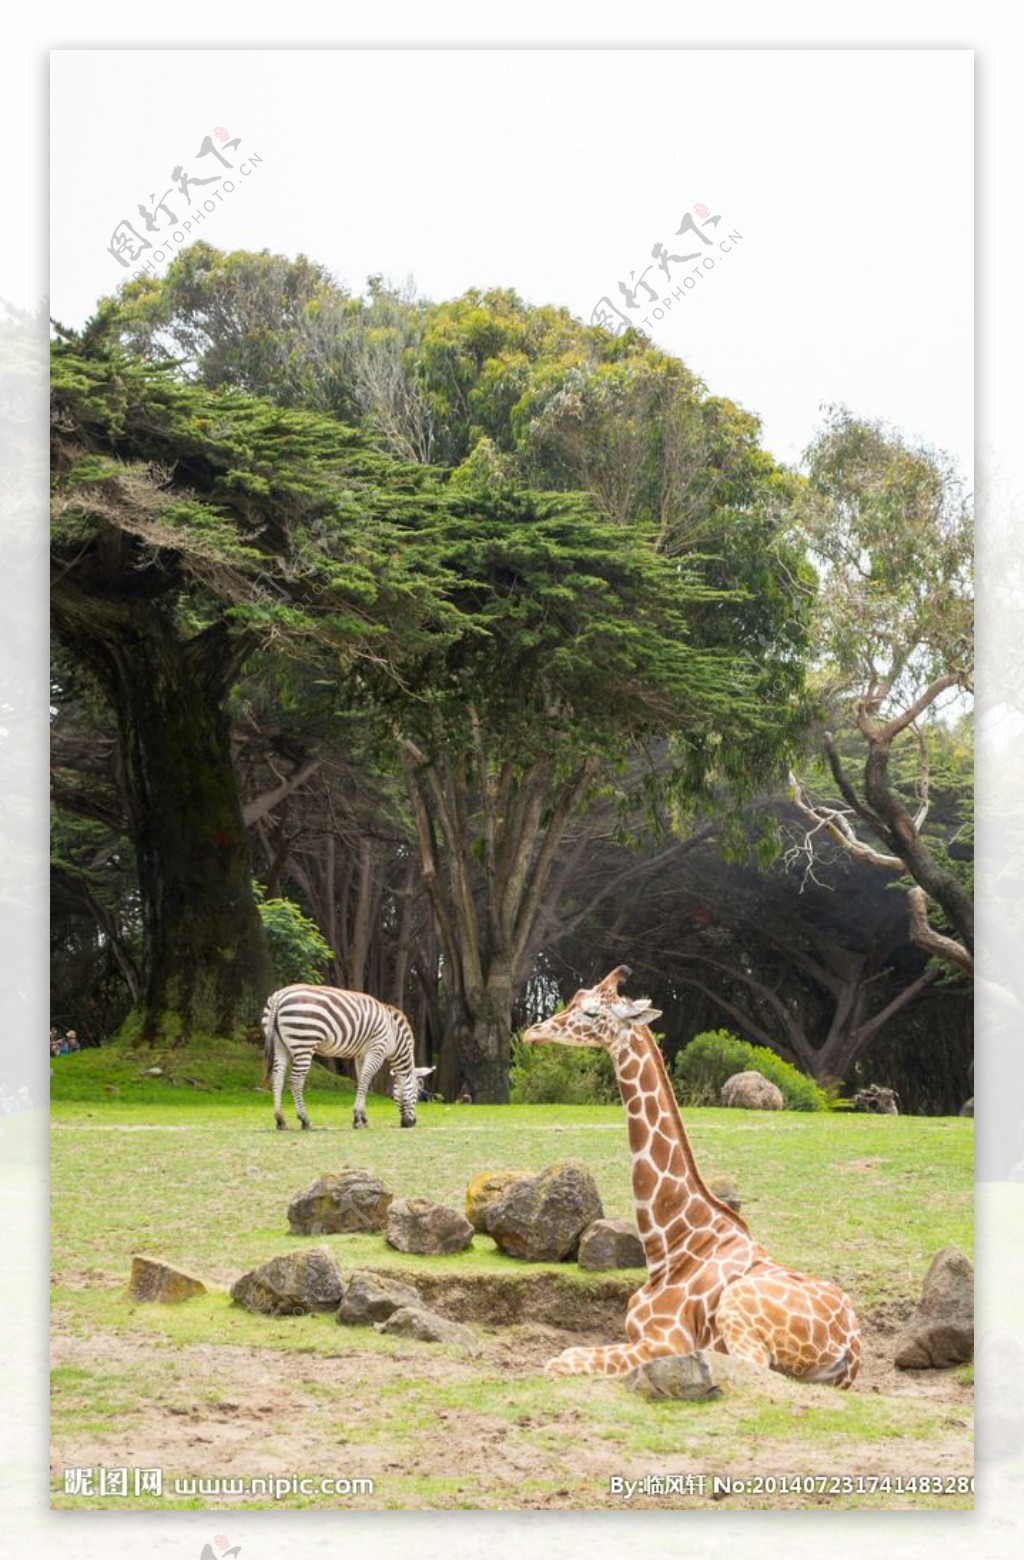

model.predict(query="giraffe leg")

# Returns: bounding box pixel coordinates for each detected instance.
[545,1339,683,1377]
[715,1274,861,1388]
[288,1051,314,1131]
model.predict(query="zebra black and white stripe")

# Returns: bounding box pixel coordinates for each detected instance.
[261,985,433,1130]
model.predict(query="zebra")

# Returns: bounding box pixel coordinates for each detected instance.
[261,985,434,1130]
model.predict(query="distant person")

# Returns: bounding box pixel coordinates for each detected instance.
[66,1031,80,1053]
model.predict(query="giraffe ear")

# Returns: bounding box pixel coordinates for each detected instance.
[610,999,661,1026]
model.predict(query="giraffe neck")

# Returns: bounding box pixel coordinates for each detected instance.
[611,1026,758,1286]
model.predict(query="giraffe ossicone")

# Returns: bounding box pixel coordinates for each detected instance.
[522,965,861,1388]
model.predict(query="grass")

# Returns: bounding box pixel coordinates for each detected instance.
[50,1043,975,1511]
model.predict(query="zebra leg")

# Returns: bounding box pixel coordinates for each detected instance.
[270,1042,289,1131]
[288,1051,314,1131]
[352,1056,375,1128]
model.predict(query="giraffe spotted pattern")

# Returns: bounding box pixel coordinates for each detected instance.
[523,966,861,1387]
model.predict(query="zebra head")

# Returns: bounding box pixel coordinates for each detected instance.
[393,1065,435,1127]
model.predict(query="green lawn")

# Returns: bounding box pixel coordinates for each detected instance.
[49,1043,975,1511]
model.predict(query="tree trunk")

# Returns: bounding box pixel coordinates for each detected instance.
[55,595,273,1043]
[456,981,513,1104]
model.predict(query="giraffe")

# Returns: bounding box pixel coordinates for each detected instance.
[523,965,861,1387]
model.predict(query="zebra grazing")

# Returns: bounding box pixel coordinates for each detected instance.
[261,985,434,1130]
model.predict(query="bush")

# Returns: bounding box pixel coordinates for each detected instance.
[509,1036,620,1105]
[672,1029,829,1112]
[253,883,334,987]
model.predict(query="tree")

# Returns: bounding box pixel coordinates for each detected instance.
[50,337,455,1041]
[371,462,812,1101]
[790,409,974,977]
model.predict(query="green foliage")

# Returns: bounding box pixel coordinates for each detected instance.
[508,1036,619,1105]
[253,883,334,986]
[672,1029,830,1111]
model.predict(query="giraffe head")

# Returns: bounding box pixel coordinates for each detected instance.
[523,966,662,1056]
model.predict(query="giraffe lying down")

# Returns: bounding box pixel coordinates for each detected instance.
[523,966,861,1388]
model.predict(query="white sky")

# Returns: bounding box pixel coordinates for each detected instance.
[50,48,973,482]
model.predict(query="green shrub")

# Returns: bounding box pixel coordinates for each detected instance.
[672,1029,829,1112]
[509,1036,620,1105]
[253,883,334,987]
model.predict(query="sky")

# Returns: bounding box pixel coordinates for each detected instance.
[49,48,973,483]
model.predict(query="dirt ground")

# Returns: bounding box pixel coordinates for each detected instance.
[50,1272,973,1512]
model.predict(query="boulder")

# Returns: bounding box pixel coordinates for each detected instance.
[720,1071,784,1111]
[577,1218,646,1271]
[375,1304,480,1353]
[851,1084,900,1115]
[465,1169,534,1233]
[385,1197,474,1255]
[287,1169,393,1235]
[894,1246,974,1369]
[627,1352,722,1402]
[706,1174,742,1214]
[486,1159,603,1262]
[960,1098,974,1118]
[336,1269,423,1325]
[127,1255,206,1304]
[230,1245,343,1316]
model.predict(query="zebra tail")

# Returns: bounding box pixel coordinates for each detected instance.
[260,994,281,1088]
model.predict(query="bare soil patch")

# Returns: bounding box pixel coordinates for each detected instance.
[51,1271,972,1511]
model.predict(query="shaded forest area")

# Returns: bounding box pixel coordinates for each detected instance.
[50,246,973,1110]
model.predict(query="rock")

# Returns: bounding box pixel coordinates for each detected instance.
[385,1197,474,1255]
[960,1098,974,1117]
[375,1304,480,1353]
[287,1169,393,1236]
[851,1084,900,1115]
[336,1270,423,1325]
[127,1255,206,1304]
[720,1071,784,1111]
[627,1352,722,1401]
[486,1159,603,1262]
[230,1245,343,1316]
[894,1246,974,1368]
[578,1218,646,1271]
[704,1352,801,1401]
[706,1174,742,1213]
[465,1169,534,1233]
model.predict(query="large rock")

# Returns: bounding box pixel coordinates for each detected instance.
[375,1304,480,1353]
[385,1197,474,1255]
[627,1352,722,1402]
[894,1246,974,1368]
[851,1084,900,1114]
[336,1270,423,1325]
[720,1071,784,1111]
[230,1245,343,1316]
[127,1255,206,1304]
[578,1218,646,1271]
[465,1169,534,1233]
[486,1159,603,1262]
[287,1170,393,1235]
